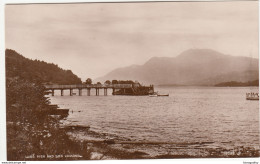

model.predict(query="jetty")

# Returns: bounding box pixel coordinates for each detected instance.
[44,83,154,96]
[46,104,69,115]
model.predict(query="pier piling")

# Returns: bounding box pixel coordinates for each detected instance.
[112,88,115,95]
[96,88,99,96]
[79,89,82,96]
[87,88,91,96]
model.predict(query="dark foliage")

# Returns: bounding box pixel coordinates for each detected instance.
[118,80,135,84]
[112,80,134,84]
[6,49,90,160]
[7,122,91,161]
[85,78,92,85]
[104,80,111,85]
[112,80,118,84]
[6,78,50,123]
[6,49,82,85]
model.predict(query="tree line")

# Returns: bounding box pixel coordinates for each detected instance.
[6,49,82,85]
[84,78,136,85]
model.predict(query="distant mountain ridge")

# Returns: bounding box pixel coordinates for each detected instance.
[215,80,259,87]
[96,49,259,85]
[6,49,82,84]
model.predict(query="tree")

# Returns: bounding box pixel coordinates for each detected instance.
[105,80,111,85]
[6,78,50,123]
[5,49,82,85]
[85,78,92,85]
[112,80,118,84]
[97,82,101,85]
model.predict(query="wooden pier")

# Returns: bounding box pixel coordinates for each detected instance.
[44,84,154,96]
[46,104,69,115]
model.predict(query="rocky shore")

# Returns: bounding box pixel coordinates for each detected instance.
[64,125,260,159]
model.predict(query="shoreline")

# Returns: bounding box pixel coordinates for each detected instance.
[64,125,260,159]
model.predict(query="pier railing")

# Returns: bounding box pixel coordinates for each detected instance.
[44,83,154,96]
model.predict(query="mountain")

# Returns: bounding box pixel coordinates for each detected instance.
[215,80,259,87]
[6,49,82,84]
[95,49,259,85]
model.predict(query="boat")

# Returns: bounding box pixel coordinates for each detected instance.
[158,94,169,97]
[149,92,169,97]
[246,93,259,100]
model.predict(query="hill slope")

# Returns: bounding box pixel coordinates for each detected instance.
[6,49,82,84]
[96,49,259,85]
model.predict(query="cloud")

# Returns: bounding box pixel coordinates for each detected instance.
[5,1,258,80]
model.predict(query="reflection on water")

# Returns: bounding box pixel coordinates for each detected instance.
[50,86,259,153]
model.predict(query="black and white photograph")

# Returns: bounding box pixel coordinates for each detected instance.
[2,0,259,161]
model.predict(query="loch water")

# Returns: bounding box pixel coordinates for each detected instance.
[49,86,259,156]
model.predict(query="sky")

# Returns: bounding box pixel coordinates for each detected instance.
[5,1,258,81]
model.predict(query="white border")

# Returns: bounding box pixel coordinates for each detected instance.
[0,0,259,163]
[3,0,259,4]
[0,0,6,161]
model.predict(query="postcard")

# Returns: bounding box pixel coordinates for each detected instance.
[3,0,259,161]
